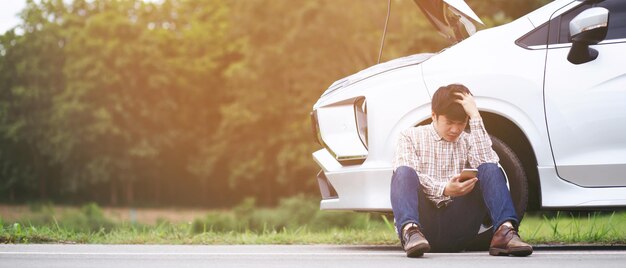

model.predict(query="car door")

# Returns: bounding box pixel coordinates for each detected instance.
[544,0,626,187]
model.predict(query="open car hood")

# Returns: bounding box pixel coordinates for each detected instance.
[413,0,484,43]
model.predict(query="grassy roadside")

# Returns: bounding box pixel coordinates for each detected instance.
[1,197,625,245]
[520,211,626,245]
[0,224,399,245]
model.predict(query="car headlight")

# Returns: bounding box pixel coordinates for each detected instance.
[312,96,369,165]
[310,110,323,146]
[354,97,368,149]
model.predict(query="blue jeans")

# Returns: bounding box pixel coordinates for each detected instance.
[390,163,518,252]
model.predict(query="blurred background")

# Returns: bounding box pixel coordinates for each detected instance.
[0,0,549,209]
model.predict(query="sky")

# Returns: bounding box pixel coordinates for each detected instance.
[1,1,26,34]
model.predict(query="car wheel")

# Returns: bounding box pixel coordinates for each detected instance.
[465,135,529,251]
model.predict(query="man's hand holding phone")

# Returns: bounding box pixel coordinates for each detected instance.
[459,168,478,182]
[444,169,478,197]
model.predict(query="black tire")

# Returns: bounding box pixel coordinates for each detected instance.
[465,135,529,251]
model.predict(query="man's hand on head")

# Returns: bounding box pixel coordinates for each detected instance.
[454,92,481,119]
[443,174,478,197]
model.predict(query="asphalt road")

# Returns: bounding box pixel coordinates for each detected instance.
[1,244,626,268]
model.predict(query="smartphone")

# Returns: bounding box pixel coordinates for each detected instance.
[459,168,478,182]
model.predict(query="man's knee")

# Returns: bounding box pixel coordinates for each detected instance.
[394,166,418,179]
[392,166,419,187]
[477,163,505,183]
[478,163,500,173]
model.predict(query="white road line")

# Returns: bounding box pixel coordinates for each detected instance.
[0,252,401,256]
[532,251,626,255]
[0,251,624,256]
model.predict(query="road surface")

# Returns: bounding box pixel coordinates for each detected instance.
[1,244,625,268]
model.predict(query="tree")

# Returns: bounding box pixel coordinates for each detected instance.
[0,0,66,201]
[0,0,549,206]
[50,0,235,205]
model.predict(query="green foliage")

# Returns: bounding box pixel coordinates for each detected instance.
[520,211,624,244]
[0,0,547,205]
[23,201,57,226]
[8,202,114,233]
[274,194,319,228]
[28,201,55,213]
[2,203,626,245]
[190,195,384,234]
[191,211,237,233]
[59,202,115,232]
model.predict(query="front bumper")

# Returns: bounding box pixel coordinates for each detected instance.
[313,148,393,211]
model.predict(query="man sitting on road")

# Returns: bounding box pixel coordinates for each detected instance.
[390,84,533,257]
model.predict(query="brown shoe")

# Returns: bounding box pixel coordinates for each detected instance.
[489,224,533,256]
[402,223,431,257]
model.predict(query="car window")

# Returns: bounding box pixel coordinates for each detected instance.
[517,21,551,47]
[517,0,626,48]
[516,3,588,47]
[597,0,626,39]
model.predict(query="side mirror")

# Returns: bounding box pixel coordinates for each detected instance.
[567,7,609,65]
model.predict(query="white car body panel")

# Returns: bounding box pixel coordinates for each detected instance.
[420,18,554,168]
[311,0,626,211]
[545,40,626,186]
[538,167,626,207]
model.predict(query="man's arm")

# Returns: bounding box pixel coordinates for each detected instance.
[393,130,419,170]
[466,118,499,167]
[453,92,499,167]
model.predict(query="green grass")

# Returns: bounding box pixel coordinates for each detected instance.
[0,221,398,245]
[520,211,626,245]
[2,198,626,245]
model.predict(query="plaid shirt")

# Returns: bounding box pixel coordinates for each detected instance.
[393,118,499,207]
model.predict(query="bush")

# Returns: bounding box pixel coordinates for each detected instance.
[190,195,383,233]
[28,201,55,213]
[311,211,368,231]
[58,203,115,232]
[273,194,319,229]
[22,202,56,226]
[191,211,237,234]
[244,194,321,232]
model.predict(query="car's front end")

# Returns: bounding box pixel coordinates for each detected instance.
[310,0,485,212]
[311,54,435,211]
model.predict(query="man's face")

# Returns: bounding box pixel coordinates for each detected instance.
[432,113,468,142]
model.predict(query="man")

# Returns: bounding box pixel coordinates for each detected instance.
[390,84,533,257]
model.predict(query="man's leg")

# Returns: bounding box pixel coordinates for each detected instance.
[390,166,421,234]
[390,166,431,257]
[476,163,518,229]
[426,184,487,252]
[477,163,533,256]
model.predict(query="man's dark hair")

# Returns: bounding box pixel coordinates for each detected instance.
[431,84,472,122]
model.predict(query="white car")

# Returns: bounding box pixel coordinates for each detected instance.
[311,0,626,219]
